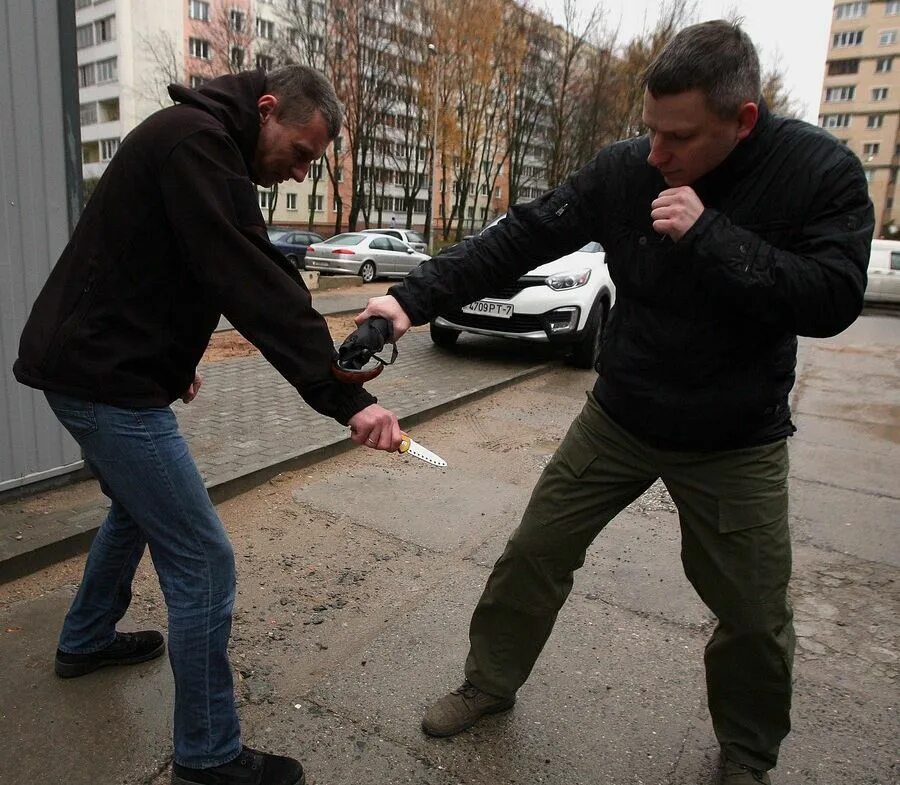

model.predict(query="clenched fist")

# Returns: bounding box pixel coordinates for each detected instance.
[650,187,704,242]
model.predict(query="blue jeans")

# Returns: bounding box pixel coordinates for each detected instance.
[45,392,241,768]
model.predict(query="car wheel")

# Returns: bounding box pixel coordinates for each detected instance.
[430,322,460,348]
[359,261,376,283]
[286,253,302,270]
[567,297,608,369]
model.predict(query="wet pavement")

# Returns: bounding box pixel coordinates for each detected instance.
[0,313,897,785]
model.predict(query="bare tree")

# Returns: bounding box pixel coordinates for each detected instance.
[137,31,183,108]
[543,0,601,186]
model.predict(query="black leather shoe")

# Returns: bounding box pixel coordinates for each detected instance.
[172,747,305,785]
[55,630,165,678]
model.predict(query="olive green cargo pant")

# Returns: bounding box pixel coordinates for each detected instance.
[464,394,794,771]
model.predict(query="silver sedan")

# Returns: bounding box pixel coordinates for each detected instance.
[304,233,430,282]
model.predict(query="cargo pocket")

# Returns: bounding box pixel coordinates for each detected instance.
[556,421,598,479]
[718,487,788,534]
[717,485,790,601]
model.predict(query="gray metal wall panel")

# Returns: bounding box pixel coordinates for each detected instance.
[0,0,83,491]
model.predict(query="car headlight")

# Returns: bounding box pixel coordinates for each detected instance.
[546,269,591,291]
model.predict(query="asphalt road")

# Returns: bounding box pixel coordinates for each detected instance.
[0,313,897,785]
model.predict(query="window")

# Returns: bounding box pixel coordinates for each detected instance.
[255,54,274,71]
[231,47,244,68]
[308,194,323,212]
[825,85,856,101]
[480,207,488,221]
[256,19,275,39]
[833,30,864,47]
[98,98,119,121]
[835,1,868,19]
[258,190,274,209]
[876,56,893,72]
[311,161,323,179]
[76,0,91,7]
[872,86,889,100]
[494,187,502,199]
[863,142,880,157]
[868,114,885,128]
[188,0,209,20]
[96,57,117,83]
[100,137,119,161]
[190,75,208,88]
[821,113,852,128]
[890,252,900,271]
[76,23,94,49]
[333,136,342,153]
[230,10,245,32]
[286,193,297,210]
[864,169,874,183]
[828,58,860,75]
[80,102,97,126]
[888,0,900,15]
[78,63,95,87]
[879,30,898,45]
[95,15,115,43]
[189,38,210,59]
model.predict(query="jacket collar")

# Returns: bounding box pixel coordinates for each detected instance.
[692,98,773,202]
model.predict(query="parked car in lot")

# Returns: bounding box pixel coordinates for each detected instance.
[864,238,900,305]
[430,219,616,368]
[305,233,430,282]
[268,229,325,269]
[360,228,428,253]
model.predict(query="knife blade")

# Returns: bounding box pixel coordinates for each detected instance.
[398,433,447,467]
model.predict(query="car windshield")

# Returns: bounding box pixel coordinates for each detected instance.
[322,233,365,245]
[405,231,426,243]
[267,229,286,241]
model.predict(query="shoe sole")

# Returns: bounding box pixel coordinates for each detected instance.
[55,640,166,678]
[171,771,305,785]
[421,698,516,738]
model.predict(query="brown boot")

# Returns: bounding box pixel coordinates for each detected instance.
[421,680,516,737]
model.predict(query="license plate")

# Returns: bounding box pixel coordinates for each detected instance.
[461,299,513,318]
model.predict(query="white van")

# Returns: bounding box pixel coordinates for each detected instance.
[865,238,900,304]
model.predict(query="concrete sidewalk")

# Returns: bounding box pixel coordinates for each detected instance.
[0,328,556,583]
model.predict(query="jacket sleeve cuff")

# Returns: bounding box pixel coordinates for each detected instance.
[387,283,431,326]
[301,380,377,426]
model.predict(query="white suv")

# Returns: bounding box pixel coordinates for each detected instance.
[430,238,616,368]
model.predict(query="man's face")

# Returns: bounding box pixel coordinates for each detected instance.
[253,97,330,188]
[642,89,750,187]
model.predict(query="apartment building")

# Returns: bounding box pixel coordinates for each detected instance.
[75,0,321,229]
[821,0,900,237]
[73,0,547,239]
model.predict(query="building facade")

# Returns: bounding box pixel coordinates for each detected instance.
[821,0,900,237]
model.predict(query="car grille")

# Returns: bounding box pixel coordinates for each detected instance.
[445,311,545,333]
[490,276,547,299]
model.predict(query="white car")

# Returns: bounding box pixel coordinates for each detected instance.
[864,238,900,305]
[431,238,616,369]
[360,228,428,253]
[305,233,430,282]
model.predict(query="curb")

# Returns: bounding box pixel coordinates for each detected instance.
[0,361,553,585]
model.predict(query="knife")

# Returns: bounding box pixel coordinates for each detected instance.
[399,432,447,468]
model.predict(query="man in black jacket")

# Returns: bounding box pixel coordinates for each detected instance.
[355,21,873,785]
[15,66,399,785]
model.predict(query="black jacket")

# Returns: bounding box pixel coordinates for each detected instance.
[14,71,374,425]
[390,103,873,450]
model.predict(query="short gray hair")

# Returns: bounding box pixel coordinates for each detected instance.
[643,20,761,118]
[264,65,343,139]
